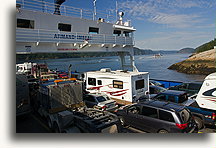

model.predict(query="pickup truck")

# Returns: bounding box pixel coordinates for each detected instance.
[152,90,216,130]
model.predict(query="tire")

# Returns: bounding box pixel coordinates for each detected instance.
[158,129,169,133]
[119,116,126,126]
[194,117,203,130]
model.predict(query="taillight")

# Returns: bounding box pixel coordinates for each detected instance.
[102,105,107,110]
[212,113,216,120]
[176,123,188,129]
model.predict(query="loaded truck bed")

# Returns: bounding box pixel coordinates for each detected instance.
[35,79,120,133]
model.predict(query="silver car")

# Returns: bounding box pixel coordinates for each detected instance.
[83,93,118,111]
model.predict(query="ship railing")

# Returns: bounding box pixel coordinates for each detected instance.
[16,28,134,46]
[16,0,116,23]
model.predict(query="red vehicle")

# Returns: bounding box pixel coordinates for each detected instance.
[58,73,69,79]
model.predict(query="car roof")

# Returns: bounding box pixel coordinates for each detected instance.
[88,93,106,97]
[139,100,185,112]
[159,90,186,95]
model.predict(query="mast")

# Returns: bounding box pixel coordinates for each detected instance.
[93,0,97,20]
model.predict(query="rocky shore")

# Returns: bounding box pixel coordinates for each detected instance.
[168,49,215,75]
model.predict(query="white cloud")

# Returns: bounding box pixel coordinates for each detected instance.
[119,0,214,28]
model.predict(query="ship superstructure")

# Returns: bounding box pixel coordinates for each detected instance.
[16,0,137,71]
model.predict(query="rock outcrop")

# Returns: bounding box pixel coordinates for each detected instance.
[168,49,215,75]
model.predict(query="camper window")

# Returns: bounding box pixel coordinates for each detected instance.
[97,80,102,85]
[17,19,34,29]
[135,79,145,90]
[113,80,123,89]
[58,23,71,32]
[88,77,96,86]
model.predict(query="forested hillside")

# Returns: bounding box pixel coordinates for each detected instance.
[196,38,216,53]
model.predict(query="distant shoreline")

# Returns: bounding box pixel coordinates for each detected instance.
[168,49,216,75]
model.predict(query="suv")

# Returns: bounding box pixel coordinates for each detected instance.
[169,82,202,96]
[116,100,197,133]
[152,90,216,130]
[83,93,118,112]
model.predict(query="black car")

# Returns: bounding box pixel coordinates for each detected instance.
[168,82,202,96]
[116,100,197,133]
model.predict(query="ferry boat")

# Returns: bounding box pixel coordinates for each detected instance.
[16,0,137,71]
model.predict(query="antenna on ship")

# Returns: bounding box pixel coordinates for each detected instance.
[116,0,118,21]
[93,0,97,20]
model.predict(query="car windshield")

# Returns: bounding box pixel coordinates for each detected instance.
[157,87,167,93]
[150,80,162,86]
[96,96,108,102]
[177,109,191,123]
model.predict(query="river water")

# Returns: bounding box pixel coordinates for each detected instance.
[30,53,206,82]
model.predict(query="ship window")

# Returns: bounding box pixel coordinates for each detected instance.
[89,27,99,34]
[88,77,96,86]
[124,31,131,37]
[113,80,123,89]
[135,79,145,90]
[113,30,121,36]
[58,23,71,32]
[17,19,34,29]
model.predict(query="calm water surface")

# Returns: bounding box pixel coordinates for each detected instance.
[30,53,206,82]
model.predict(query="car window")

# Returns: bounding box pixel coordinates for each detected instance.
[168,95,176,102]
[156,87,166,93]
[84,95,96,102]
[178,94,188,103]
[127,105,141,114]
[155,94,166,101]
[159,110,175,122]
[141,106,158,118]
[177,109,191,123]
[178,83,187,89]
[150,87,155,94]
[96,96,107,102]
[188,83,202,90]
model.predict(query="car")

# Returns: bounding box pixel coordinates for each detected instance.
[152,90,188,103]
[152,90,216,130]
[168,82,202,96]
[116,100,197,133]
[58,73,69,79]
[83,93,118,111]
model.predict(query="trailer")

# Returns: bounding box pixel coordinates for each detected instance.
[35,79,120,133]
[195,72,216,111]
[85,68,149,105]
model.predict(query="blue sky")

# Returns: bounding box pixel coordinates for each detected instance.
[41,0,215,50]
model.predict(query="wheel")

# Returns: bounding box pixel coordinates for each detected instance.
[158,129,169,133]
[194,117,203,130]
[119,116,126,126]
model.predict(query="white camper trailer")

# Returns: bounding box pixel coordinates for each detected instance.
[85,68,149,105]
[196,72,216,111]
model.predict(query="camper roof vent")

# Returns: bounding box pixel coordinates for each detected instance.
[100,68,111,72]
